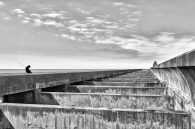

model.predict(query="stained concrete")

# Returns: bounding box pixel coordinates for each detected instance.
[0,68,192,128]
[69,85,166,95]
[0,69,139,96]
[82,81,165,87]
[0,103,190,129]
[152,49,195,128]
[37,92,173,110]
[97,78,160,83]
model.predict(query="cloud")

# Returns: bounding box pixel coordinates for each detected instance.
[67,26,87,32]
[43,20,64,27]
[76,8,90,14]
[86,17,105,24]
[113,2,135,8]
[131,11,142,16]
[30,13,42,18]
[0,1,5,6]
[33,19,43,26]
[24,17,31,20]
[113,2,124,6]
[153,32,175,43]
[61,34,75,40]
[12,9,25,14]
[42,13,63,18]
[21,20,29,24]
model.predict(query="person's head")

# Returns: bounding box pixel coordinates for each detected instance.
[27,65,31,68]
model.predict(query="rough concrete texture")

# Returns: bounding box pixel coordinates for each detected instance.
[69,85,166,95]
[0,69,139,96]
[81,81,164,87]
[0,103,190,129]
[98,78,160,83]
[152,67,195,128]
[153,48,195,68]
[37,92,173,110]
[151,49,195,128]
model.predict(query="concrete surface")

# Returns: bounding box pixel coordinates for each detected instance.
[36,92,173,110]
[152,49,195,128]
[68,85,166,95]
[0,103,190,129]
[0,69,139,96]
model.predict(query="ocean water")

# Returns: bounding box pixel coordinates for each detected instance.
[0,69,110,74]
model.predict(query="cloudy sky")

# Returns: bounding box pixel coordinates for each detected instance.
[0,0,195,69]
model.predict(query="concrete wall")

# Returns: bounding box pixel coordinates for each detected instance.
[36,92,173,110]
[0,103,190,129]
[0,69,139,96]
[152,49,195,128]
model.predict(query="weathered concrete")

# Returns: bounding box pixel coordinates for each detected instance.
[36,92,173,110]
[0,103,190,129]
[0,69,192,128]
[99,78,160,82]
[152,49,195,128]
[68,85,166,95]
[82,81,165,87]
[153,48,195,68]
[0,69,139,96]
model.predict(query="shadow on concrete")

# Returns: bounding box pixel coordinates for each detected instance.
[0,109,14,129]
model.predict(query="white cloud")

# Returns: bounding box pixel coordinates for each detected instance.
[33,19,43,26]
[153,32,175,43]
[0,1,5,6]
[86,17,105,24]
[132,11,142,16]
[61,34,76,40]
[21,20,29,24]
[67,26,87,32]
[113,2,135,8]
[12,9,25,14]
[42,13,62,18]
[17,15,23,17]
[76,8,90,14]
[43,20,64,27]
[24,17,31,20]
[30,13,42,18]
[113,2,125,6]
[1,16,9,20]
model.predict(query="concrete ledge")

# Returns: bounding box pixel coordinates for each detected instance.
[82,81,165,87]
[36,92,173,110]
[0,103,190,129]
[0,69,139,96]
[68,85,166,95]
[153,48,195,68]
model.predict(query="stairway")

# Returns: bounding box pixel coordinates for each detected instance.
[0,69,190,129]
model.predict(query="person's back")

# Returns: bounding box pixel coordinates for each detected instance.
[25,65,32,73]
[153,61,158,67]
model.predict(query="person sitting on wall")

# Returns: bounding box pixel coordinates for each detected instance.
[153,61,158,67]
[25,65,32,73]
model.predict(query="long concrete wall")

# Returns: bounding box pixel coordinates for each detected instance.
[0,103,190,129]
[152,49,195,128]
[0,69,139,96]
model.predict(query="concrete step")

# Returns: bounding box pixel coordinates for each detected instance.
[102,78,159,81]
[115,76,157,79]
[81,81,165,87]
[98,79,160,83]
[0,103,190,129]
[37,92,174,110]
[68,85,166,95]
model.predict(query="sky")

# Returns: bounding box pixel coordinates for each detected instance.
[0,0,195,69]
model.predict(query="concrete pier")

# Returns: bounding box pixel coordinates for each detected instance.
[0,68,192,128]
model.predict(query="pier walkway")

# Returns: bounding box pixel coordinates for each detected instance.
[0,69,190,129]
